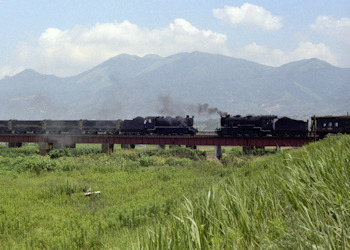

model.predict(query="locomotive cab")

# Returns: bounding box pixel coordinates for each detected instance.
[144,117,157,130]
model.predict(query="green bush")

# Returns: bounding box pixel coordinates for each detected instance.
[167,147,206,160]
[0,155,59,174]
[139,156,156,167]
[136,146,206,160]
[49,148,101,159]
[0,145,39,157]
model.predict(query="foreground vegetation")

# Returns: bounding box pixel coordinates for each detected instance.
[141,135,350,249]
[0,145,235,249]
[0,135,349,249]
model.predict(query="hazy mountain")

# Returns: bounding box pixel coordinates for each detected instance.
[1,51,349,120]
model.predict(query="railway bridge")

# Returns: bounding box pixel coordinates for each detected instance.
[0,133,310,158]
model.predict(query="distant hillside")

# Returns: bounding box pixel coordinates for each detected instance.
[1,51,349,120]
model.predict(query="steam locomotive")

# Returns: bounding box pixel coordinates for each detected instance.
[0,114,349,138]
[216,115,308,138]
[120,116,197,135]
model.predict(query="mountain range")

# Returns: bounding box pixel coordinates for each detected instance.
[1,51,349,120]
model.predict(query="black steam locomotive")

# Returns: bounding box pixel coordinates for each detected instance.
[120,116,197,135]
[216,115,277,137]
[216,114,308,138]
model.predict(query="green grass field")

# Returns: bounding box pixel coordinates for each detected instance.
[0,145,234,249]
[0,136,349,249]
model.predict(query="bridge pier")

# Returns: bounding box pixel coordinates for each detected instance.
[39,142,75,156]
[38,143,54,156]
[102,144,114,154]
[214,145,222,159]
[276,146,280,152]
[243,146,253,153]
[54,143,76,149]
[121,144,135,149]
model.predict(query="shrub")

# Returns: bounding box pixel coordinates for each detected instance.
[139,156,156,167]
[48,148,101,159]
[167,147,206,160]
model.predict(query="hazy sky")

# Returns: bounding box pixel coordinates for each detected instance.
[1,0,349,79]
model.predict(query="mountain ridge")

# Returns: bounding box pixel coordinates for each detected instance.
[1,51,349,120]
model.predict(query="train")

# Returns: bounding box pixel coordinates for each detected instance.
[0,114,349,138]
[0,116,197,136]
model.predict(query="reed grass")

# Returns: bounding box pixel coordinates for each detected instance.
[140,135,350,249]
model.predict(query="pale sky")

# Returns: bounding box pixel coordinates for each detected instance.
[1,0,349,79]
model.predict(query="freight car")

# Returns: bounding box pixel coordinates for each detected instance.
[313,115,350,138]
[1,119,122,135]
[216,115,277,137]
[81,120,121,135]
[11,120,44,134]
[45,120,82,134]
[0,121,11,134]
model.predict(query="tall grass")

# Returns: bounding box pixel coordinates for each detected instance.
[0,145,231,248]
[140,135,350,249]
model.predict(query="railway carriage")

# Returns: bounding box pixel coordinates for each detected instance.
[314,115,350,138]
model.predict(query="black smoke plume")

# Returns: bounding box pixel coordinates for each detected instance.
[197,103,226,115]
[157,95,226,117]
